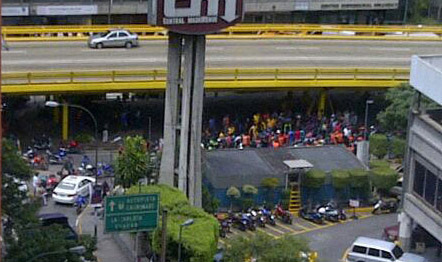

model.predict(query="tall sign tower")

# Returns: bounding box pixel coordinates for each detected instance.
[148,0,244,207]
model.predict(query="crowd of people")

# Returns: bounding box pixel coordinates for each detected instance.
[202,111,374,153]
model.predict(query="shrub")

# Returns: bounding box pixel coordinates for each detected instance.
[74,133,94,143]
[304,169,326,188]
[369,160,390,169]
[369,134,388,159]
[392,137,406,159]
[349,169,369,188]
[242,185,258,195]
[371,167,399,193]
[331,170,350,190]
[127,184,218,262]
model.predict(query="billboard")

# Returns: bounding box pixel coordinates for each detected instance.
[148,0,244,35]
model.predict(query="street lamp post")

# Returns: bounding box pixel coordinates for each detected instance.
[45,101,99,184]
[28,246,86,262]
[177,219,194,262]
[364,99,374,141]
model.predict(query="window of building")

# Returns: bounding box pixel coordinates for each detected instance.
[414,161,426,197]
[352,245,367,254]
[368,248,380,257]
[437,178,442,213]
[424,170,437,205]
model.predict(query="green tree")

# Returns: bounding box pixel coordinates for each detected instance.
[223,232,311,262]
[6,225,82,262]
[304,169,326,188]
[369,134,388,159]
[226,186,241,210]
[392,137,406,159]
[349,169,370,199]
[371,167,399,196]
[115,136,151,188]
[242,185,258,210]
[202,186,220,214]
[331,170,350,201]
[261,177,279,205]
[126,184,218,262]
[376,84,437,133]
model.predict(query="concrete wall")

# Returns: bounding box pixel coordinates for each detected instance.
[404,114,442,243]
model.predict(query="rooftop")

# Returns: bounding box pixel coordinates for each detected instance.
[410,55,442,107]
[203,146,365,188]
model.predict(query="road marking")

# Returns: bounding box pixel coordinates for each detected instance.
[1,50,27,54]
[257,228,277,238]
[275,223,299,233]
[75,204,90,235]
[369,47,411,52]
[293,221,311,231]
[276,46,320,50]
[207,47,225,51]
[263,226,285,235]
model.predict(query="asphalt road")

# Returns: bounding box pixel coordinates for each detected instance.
[301,213,397,262]
[2,40,442,72]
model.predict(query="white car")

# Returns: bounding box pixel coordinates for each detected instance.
[88,29,139,49]
[52,176,95,204]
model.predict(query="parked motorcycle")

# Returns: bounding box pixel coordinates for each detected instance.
[299,207,324,224]
[249,210,266,228]
[260,207,276,226]
[74,195,88,215]
[219,219,231,238]
[46,150,63,165]
[274,204,293,224]
[372,199,398,215]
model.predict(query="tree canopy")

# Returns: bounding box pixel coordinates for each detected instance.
[115,136,151,188]
[223,233,311,262]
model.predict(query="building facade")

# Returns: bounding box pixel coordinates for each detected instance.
[1,0,401,25]
[399,55,442,254]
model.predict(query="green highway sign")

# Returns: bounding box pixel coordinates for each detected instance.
[104,194,159,233]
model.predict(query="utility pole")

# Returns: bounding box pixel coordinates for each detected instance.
[160,209,168,262]
[403,0,410,24]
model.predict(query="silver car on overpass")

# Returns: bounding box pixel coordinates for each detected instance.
[88,29,138,49]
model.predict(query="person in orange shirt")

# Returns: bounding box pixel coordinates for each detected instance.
[278,133,286,147]
[273,140,280,148]
[242,134,251,147]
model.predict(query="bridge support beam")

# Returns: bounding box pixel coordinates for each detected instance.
[318,89,327,119]
[62,103,69,141]
[159,33,205,207]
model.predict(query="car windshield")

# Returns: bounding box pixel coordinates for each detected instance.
[57,182,76,190]
[392,245,404,259]
[99,30,112,37]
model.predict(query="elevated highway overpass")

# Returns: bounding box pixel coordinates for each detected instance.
[2,39,442,72]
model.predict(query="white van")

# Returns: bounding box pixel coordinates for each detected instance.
[346,237,427,262]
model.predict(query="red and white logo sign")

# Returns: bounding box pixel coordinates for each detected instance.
[148,0,244,34]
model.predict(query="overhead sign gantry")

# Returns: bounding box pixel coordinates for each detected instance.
[148,0,244,207]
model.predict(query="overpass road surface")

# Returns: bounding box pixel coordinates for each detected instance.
[2,39,442,72]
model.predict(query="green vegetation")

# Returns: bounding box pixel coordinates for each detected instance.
[2,138,94,262]
[202,186,220,214]
[127,184,218,262]
[392,137,406,159]
[304,169,326,188]
[369,159,390,169]
[242,185,258,210]
[371,167,399,195]
[223,232,311,262]
[73,132,94,143]
[349,169,370,188]
[261,177,280,204]
[376,84,438,134]
[369,134,388,160]
[115,136,151,188]
[226,186,241,210]
[331,170,350,190]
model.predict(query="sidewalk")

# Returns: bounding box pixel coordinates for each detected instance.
[78,206,130,262]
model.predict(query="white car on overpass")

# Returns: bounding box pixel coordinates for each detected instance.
[52,175,95,204]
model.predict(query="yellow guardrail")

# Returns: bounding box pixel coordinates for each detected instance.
[3,24,442,41]
[1,68,409,94]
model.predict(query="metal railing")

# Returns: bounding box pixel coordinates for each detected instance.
[2,68,410,85]
[3,24,442,41]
